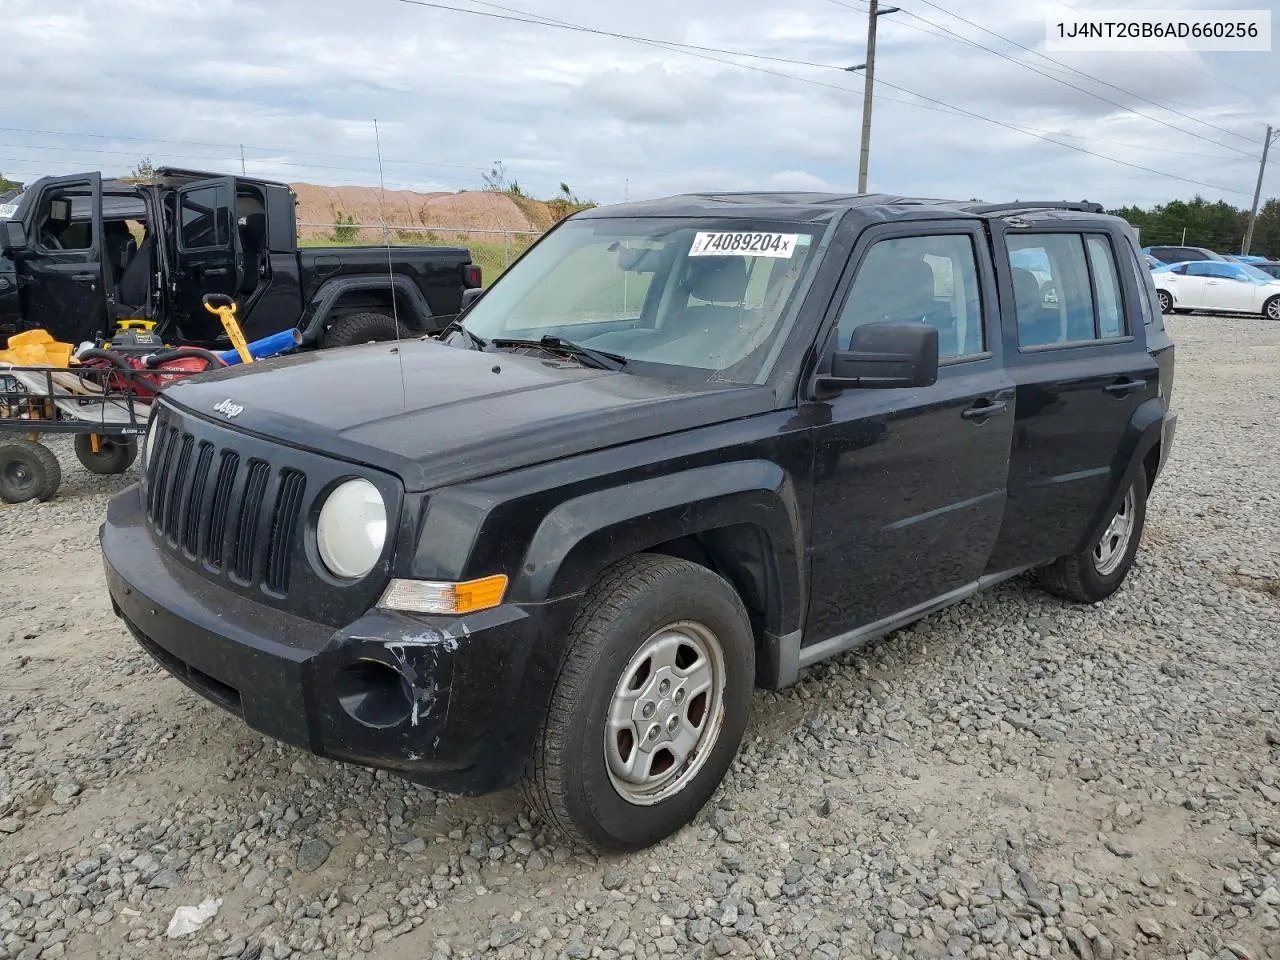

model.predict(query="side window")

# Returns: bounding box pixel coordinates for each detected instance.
[180,187,231,250]
[1008,233,1128,348]
[838,233,985,360]
[1086,236,1125,338]
[1186,262,1215,277]
[36,188,93,252]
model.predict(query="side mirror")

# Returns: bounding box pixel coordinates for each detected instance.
[460,287,484,311]
[1,221,27,254]
[819,322,939,391]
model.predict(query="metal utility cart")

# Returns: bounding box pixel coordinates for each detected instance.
[0,361,149,503]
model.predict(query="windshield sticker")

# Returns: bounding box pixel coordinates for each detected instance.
[690,231,801,258]
[0,204,16,220]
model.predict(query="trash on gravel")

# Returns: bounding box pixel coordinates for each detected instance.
[166,898,222,939]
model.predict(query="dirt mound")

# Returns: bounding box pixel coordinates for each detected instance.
[290,183,547,241]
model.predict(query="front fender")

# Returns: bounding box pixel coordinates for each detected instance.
[517,460,806,638]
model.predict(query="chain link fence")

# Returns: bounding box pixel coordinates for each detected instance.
[296,222,543,284]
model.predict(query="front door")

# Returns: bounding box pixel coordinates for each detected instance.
[985,225,1158,572]
[1205,263,1261,313]
[169,178,242,344]
[805,223,1015,644]
[19,174,108,345]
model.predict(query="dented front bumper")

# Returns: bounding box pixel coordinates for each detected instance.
[100,488,577,795]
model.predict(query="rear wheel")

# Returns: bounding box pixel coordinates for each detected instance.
[522,554,754,853]
[1038,470,1148,603]
[0,440,61,503]
[1156,290,1173,314]
[74,434,138,475]
[1264,296,1280,322]
[321,312,404,348]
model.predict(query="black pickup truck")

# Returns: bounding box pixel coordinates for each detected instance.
[0,168,481,351]
[101,192,1177,854]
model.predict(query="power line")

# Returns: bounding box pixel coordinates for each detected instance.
[909,0,1256,147]
[403,0,1251,194]
[822,0,1255,157]
[1050,0,1257,102]
[393,0,853,70]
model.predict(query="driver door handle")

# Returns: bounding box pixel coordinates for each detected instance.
[72,274,97,285]
[203,267,229,276]
[962,399,1008,421]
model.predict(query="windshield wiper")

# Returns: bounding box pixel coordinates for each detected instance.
[491,335,627,371]
[437,318,488,351]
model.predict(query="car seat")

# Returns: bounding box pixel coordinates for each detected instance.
[1011,267,1059,346]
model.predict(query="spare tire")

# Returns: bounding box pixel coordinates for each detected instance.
[321,312,405,348]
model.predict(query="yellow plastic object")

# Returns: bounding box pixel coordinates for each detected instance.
[203,299,253,364]
[0,329,74,368]
[116,318,158,333]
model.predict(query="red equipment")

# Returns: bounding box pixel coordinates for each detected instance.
[77,346,227,400]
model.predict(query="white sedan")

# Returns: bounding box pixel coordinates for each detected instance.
[1153,260,1280,320]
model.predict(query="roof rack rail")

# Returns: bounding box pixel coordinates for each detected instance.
[965,201,1106,215]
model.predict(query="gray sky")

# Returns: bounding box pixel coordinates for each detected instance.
[2,0,1276,209]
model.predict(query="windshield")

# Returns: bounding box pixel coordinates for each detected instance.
[454,216,830,384]
[1238,262,1277,283]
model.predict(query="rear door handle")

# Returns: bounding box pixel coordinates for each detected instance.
[72,273,97,285]
[962,399,1008,421]
[1104,378,1147,397]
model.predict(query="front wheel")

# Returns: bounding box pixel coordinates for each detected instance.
[1038,470,1148,603]
[1156,290,1173,314]
[1264,296,1280,322]
[321,312,404,348]
[522,554,754,853]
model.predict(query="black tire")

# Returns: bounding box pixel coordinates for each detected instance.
[522,553,755,853]
[1038,470,1148,604]
[73,434,138,475]
[320,312,404,348]
[1264,296,1280,322]
[0,440,61,504]
[1156,290,1173,314]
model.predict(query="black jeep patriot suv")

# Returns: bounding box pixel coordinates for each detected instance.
[100,193,1177,853]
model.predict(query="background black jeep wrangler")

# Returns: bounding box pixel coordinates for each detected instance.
[0,168,481,352]
[101,192,1176,853]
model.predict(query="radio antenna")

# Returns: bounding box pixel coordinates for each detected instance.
[373,118,406,405]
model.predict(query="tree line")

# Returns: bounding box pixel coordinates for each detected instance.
[1109,195,1280,259]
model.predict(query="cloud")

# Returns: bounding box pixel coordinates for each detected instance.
[0,0,1274,210]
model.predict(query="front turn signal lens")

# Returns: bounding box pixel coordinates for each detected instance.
[378,575,508,615]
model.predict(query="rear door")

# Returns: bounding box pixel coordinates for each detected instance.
[804,221,1015,643]
[170,177,241,343]
[19,173,109,345]
[984,222,1158,573]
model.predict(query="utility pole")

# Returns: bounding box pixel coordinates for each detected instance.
[849,1,899,194]
[240,145,247,176]
[1242,124,1276,256]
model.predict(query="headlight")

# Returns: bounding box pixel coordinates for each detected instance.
[140,412,160,472]
[316,479,387,579]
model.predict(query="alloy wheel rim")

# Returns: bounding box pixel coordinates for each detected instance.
[604,620,726,806]
[1268,299,1280,321]
[1093,487,1136,576]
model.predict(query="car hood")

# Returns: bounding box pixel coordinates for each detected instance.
[160,338,774,491]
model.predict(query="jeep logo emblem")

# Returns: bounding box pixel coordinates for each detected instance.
[213,399,244,419]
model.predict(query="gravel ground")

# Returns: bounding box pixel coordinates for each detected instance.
[2,315,1279,960]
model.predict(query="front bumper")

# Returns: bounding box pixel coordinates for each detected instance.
[101,488,578,795]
